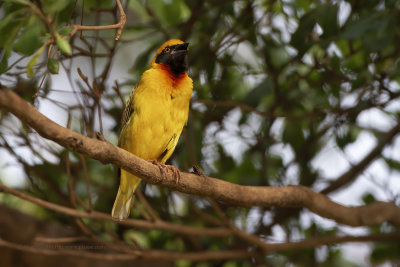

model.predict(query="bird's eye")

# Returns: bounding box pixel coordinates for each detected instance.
[164,47,170,53]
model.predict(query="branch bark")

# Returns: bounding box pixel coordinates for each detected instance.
[0,86,399,228]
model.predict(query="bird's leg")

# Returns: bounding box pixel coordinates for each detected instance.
[150,160,167,177]
[166,165,181,184]
[150,161,181,184]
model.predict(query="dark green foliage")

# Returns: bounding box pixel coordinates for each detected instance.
[371,243,400,265]
[47,58,59,74]
[0,0,399,266]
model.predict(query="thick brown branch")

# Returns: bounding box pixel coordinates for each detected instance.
[0,86,399,228]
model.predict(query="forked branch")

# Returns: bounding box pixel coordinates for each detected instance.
[0,86,399,229]
[70,0,127,40]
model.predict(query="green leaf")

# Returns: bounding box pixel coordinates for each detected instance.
[335,127,360,149]
[0,17,23,49]
[41,0,69,14]
[371,243,400,264]
[4,0,29,5]
[0,10,20,30]
[296,0,313,11]
[290,6,319,55]
[291,4,339,55]
[147,0,191,26]
[315,4,338,39]
[123,230,149,248]
[362,192,375,205]
[383,157,400,172]
[47,58,59,74]
[343,50,367,70]
[270,47,291,68]
[14,23,44,55]
[26,45,45,77]
[58,26,73,36]
[282,121,305,152]
[243,78,273,107]
[56,36,71,55]
[0,49,11,74]
[341,11,389,40]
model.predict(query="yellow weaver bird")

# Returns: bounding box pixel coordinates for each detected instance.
[112,39,193,220]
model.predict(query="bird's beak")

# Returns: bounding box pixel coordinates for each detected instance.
[171,42,189,57]
[174,42,189,51]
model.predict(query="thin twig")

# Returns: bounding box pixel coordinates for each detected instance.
[65,151,77,207]
[5,55,27,72]
[34,236,90,244]
[321,122,400,194]
[79,154,93,211]
[1,232,400,260]
[97,101,103,135]
[136,189,160,222]
[0,237,258,261]
[0,183,232,237]
[112,80,126,109]
[70,0,126,40]
[207,198,271,252]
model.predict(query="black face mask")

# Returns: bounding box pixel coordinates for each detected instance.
[155,43,189,76]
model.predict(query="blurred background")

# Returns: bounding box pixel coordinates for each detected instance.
[0,0,400,266]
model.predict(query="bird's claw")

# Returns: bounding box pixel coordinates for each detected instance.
[150,160,167,176]
[150,161,181,184]
[167,165,181,184]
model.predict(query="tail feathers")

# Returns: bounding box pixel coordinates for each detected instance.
[111,187,134,220]
[112,171,141,220]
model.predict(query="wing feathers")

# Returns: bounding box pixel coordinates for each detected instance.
[121,90,135,132]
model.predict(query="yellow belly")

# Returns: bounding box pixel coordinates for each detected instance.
[120,68,192,161]
[112,67,192,220]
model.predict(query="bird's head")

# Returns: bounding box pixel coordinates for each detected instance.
[151,39,189,77]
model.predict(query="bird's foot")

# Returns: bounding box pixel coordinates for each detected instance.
[150,161,181,184]
[166,164,181,184]
[150,160,167,177]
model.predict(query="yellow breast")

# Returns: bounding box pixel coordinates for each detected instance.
[120,66,193,162]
